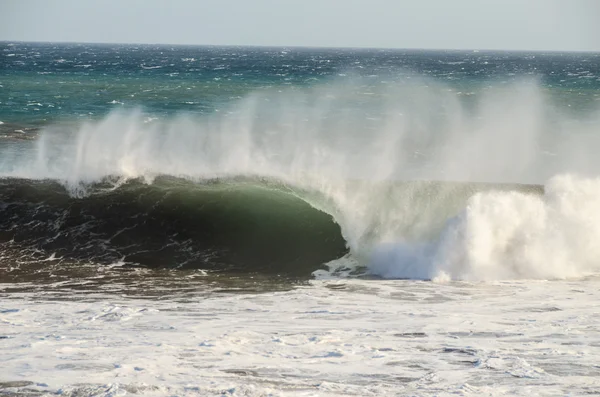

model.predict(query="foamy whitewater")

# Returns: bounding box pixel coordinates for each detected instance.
[1,43,599,396]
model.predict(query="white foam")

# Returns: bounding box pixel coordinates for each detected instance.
[370,174,600,280]
[1,278,599,396]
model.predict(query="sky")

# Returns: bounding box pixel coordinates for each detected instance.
[1,0,599,51]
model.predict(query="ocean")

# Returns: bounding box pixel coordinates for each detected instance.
[1,42,599,396]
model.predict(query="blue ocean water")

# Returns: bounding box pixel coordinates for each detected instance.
[1,42,599,129]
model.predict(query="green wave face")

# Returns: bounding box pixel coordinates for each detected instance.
[0,177,348,278]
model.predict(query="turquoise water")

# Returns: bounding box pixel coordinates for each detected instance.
[2,42,599,128]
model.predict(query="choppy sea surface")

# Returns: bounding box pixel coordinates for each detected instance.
[1,42,600,396]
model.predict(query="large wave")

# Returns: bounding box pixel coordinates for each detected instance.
[1,77,599,280]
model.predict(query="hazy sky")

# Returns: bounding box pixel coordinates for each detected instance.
[1,0,599,51]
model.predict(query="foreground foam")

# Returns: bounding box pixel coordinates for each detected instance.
[2,278,600,396]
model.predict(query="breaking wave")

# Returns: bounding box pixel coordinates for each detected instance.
[1,78,599,280]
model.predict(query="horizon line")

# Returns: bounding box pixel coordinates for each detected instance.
[2,39,599,54]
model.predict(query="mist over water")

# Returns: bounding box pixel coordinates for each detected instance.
[1,76,599,281]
